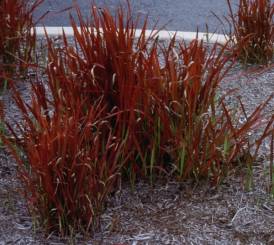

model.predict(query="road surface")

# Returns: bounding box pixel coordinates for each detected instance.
[34,0,266,33]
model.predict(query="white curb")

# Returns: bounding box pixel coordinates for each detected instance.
[34,26,229,44]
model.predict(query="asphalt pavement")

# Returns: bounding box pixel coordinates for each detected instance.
[34,0,270,33]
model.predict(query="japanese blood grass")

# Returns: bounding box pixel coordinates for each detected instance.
[41,4,273,184]
[1,2,274,237]
[0,0,45,83]
[135,37,274,184]
[44,4,163,181]
[2,83,130,235]
[226,0,274,64]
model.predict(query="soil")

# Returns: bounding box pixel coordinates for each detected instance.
[0,42,273,244]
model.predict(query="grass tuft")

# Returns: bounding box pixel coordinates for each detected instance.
[0,0,44,82]
[226,0,274,64]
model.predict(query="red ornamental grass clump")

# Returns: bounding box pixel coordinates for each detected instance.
[0,0,44,78]
[48,2,273,185]
[1,2,273,236]
[2,82,129,235]
[142,38,273,184]
[1,4,149,235]
[45,5,162,179]
[227,0,274,64]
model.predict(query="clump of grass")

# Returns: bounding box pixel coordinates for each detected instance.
[1,1,273,237]
[43,3,273,185]
[144,38,273,184]
[46,4,161,181]
[227,0,274,64]
[2,82,129,235]
[0,0,44,80]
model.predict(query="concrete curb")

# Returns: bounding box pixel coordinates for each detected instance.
[34,26,229,44]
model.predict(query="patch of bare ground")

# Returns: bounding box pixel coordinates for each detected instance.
[0,53,273,244]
